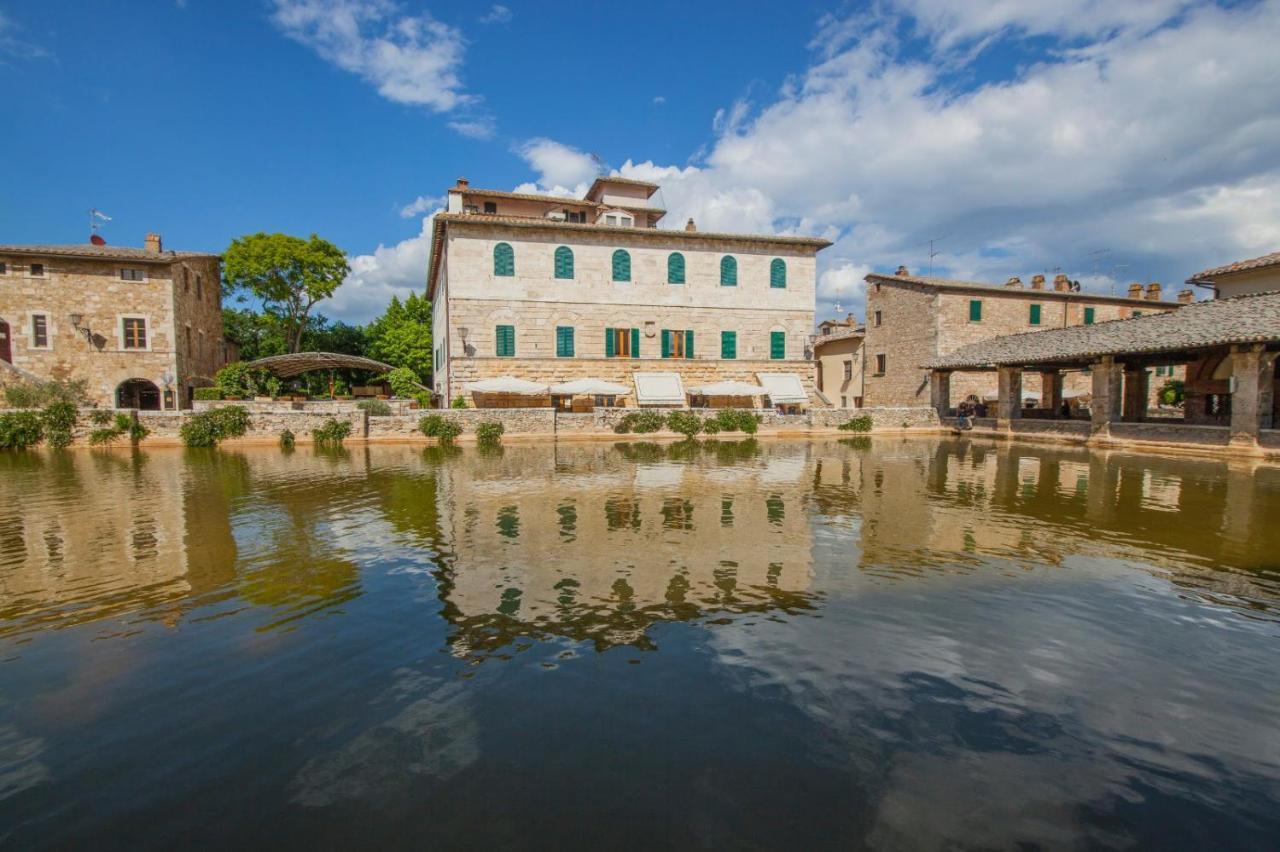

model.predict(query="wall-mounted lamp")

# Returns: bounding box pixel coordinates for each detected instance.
[68,313,92,344]
[458,327,469,342]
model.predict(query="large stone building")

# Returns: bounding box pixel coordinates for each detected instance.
[812,314,864,408]
[861,267,1187,408]
[0,235,226,408]
[427,177,831,408]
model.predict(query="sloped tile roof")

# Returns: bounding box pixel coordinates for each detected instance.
[924,291,1280,369]
[866,272,1171,307]
[0,244,216,262]
[1187,250,1280,283]
[814,326,864,347]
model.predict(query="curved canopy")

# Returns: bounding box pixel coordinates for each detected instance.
[244,352,398,379]
[549,378,630,396]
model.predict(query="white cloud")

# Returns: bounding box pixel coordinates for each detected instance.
[653,95,666,105]
[398,194,443,218]
[270,0,469,112]
[479,5,512,25]
[515,138,600,193]
[328,208,440,323]
[0,11,50,61]
[447,116,496,139]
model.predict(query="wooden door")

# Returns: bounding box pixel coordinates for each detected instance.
[0,320,11,363]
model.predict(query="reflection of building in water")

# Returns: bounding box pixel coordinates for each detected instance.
[431,441,818,656]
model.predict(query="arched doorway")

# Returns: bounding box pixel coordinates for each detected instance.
[117,379,161,410]
[0,319,11,364]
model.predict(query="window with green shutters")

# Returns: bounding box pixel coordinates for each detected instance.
[770,331,785,360]
[1029,303,1042,325]
[605,327,639,358]
[1084,307,1096,325]
[969,299,982,322]
[495,324,515,357]
[555,326,574,357]
[661,329,694,359]
[667,252,685,284]
[1132,310,1143,318]
[554,246,574,280]
[493,243,514,277]
[770,258,786,288]
[611,249,631,282]
[720,255,737,286]
[721,330,737,359]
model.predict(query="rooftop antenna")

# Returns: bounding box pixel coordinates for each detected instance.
[927,236,946,276]
[89,208,111,244]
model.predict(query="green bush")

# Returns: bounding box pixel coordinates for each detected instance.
[180,406,250,448]
[193,387,223,401]
[414,391,434,409]
[383,367,421,398]
[708,408,760,435]
[41,402,78,449]
[89,410,114,427]
[357,399,392,417]
[613,410,665,434]
[666,410,703,438]
[701,418,721,435]
[451,395,468,409]
[127,416,150,444]
[474,420,504,445]
[4,378,89,409]
[91,412,146,446]
[280,429,296,450]
[419,415,463,443]
[214,362,271,398]
[312,418,352,445]
[0,411,44,449]
[1159,379,1186,407]
[838,415,873,433]
[264,375,283,398]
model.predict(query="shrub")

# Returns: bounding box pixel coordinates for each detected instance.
[419,414,445,437]
[312,418,352,445]
[89,410,115,427]
[180,406,250,448]
[414,391,434,409]
[280,429,296,450]
[41,402,78,449]
[1159,379,1186,407]
[0,411,43,449]
[708,408,759,435]
[214,362,271,398]
[264,375,283,398]
[437,420,462,443]
[474,420,504,446]
[4,378,89,409]
[127,416,150,444]
[383,367,421,398]
[451,395,468,409]
[701,418,721,435]
[613,410,664,434]
[193,387,223,401]
[838,415,873,433]
[666,410,703,439]
[357,399,392,417]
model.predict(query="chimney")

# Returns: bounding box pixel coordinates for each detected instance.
[1177,288,1195,304]
[1004,276,1023,288]
[846,313,856,326]
[1053,273,1071,292]
[685,217,697,232]
[1127,282,1144,299]
[455,177,470,189]
[144,233,162,254]
[1145,282,1162,301]
[895,265,910,276]
[1030,274,1045,290]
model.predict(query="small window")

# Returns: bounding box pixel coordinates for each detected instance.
[555,325,575,357]
[1132,310,1142,318]
[565,210,586,224]
[1083,307,1096,325]
[969,299,982,322]
[122,317,147,350]
[604,213,633,227]
[0,262,7,275]
[843,361,853,381]
[196,274,203,300]
[120,268,145,282]
[31,315,48,348]
[1029,304,1042,325]
[662,329,694,359]
[721,330,737,359]
[875,354,886,374]
[605,327,638,358]
[770,330,785,360]
[874,310,883,327]
[554,246,574,280]
[770,258,786,288]
[611,250,631,282]
[30,263,44,277]
[494,243,515,277]
[495,324,515,357]
[667,252,685,284]
[483,201,497,214]
[720,256,737,286]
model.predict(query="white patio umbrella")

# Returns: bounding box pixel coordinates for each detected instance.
[548,378,631,396]
[464,376,549,395]
[688,380,767,396]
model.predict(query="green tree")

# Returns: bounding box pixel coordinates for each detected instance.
[365,292,432,381]
[222,233,350,353]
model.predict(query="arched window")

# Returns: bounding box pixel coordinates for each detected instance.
[612,249,631,282]
[667,252,685,284]
[720,255,737,286]
[554,246,574,280]
[493,242,514,277]
[770,258,786,288]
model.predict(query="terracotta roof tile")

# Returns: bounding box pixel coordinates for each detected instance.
[1187,250,1280,283]
[866,271,1173,307]
[0,244,217,262]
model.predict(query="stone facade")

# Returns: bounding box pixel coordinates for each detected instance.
[813,319,864,408]
[0,237,226,408]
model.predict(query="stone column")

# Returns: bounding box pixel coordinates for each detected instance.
[1122,366,1150,422]
[1091,356,1122,430]
[997,366,1023,425]
[1229,345,1278,446]
[1040,370,1063,415]
[929,370,952,419]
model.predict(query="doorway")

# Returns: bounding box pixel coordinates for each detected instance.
[117,378,161,410]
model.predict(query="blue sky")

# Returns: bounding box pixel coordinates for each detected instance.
[3,1,1278,324]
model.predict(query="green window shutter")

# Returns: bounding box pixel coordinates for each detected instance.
[556,326,574,357]
[661,329,671,358]
[631,328,640,358]
[1029,304,1041,325]
[667,252,685,284]
[721,331,736,359]
[496,324,515,357]
[1132,310,1142,317]
[605,327,615,358]
[554,246,574,280]
[1084,307,1096,325]
[494,243,514,277]
[612,249,631,282]
[685,330,694,359]
[969,300,982,321]
[720,255,737,286]
[770,258,786,288]
[770,331,785,360]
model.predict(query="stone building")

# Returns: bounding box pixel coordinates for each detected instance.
[0,235,226,408]
[427,177,831,408]
[861,267,1186,409]
[813,314,864,408]
[1187,250,1280,299]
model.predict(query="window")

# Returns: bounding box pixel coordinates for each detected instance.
[1083,307,1096,325]
[841,396,847,407]
[29,263,44,277]
[31,315,48,348]
[495,324,515,357]
[493,243,515,277]
[662,329,694,359]
[968,299,983,322]
[770,258,787,288]
[721,330,737,360]
[720,256,737,286]
[0,262,7,274]
[875,354,886,374]
[611,249,631,282]
[196,274,204,300]
[874,310,882,327]
[604,213,633,227]
[565,210,586,223]
[1132,310,1143,318]
[555,326,575,357]
[1029,303,1042,325]
[122,317,147,350]
[483,201,497,214]
[185,326,193,360]
[667,252,685,284]
[554,246,574,280]
[843,361,853,381]
[120,268,145,282]
[770,330,785,360]
[605,327,639,358]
